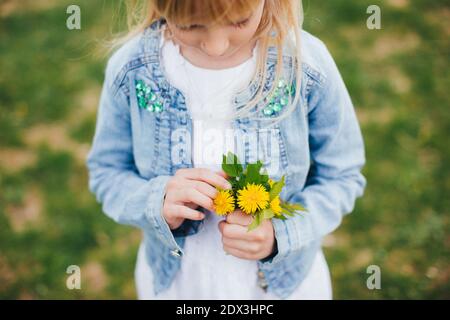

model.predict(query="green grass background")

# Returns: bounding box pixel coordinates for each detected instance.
[0,0,449,299]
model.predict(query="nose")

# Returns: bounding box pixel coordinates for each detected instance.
[200,29,229,57]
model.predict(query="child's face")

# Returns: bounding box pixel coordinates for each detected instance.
[165,0,265,64]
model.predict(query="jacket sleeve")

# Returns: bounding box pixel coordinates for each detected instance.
[263,41,367,265]
[85,60,185,254]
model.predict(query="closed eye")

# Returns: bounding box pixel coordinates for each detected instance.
[176,24,204,31]
[233,18,250,29]
[176,15,251,31]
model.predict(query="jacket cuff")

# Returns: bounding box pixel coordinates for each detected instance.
[171,217,203,237]
[260,238,278,263]
[144,175,185,257]
[259,215,312,267]
[259,218,289,266]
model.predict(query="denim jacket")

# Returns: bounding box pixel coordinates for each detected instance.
[86,19,366,299]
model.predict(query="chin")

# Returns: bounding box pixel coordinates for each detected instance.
[202,48,239,60]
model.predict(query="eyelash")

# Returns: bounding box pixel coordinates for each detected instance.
[177,18,250,31]
[234,19,250,29]
[177,25,201,31]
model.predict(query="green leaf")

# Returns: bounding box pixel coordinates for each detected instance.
[269,175,285,200]
[245,160,263,185]
[222,152,243,177]
[281,201,307,213]
[280,206,294,216]
[236,172,246,189]
[248,212,262,231]
[260,171,269,184]
[280,203,293,213]
[277,200,307,220]
[260,168,269,183]
[230,178,240,191]
[262,208,275,219]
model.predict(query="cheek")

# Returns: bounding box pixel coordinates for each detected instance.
[173,31,199,47]
[230,28,256,46]
[231,16,262,46]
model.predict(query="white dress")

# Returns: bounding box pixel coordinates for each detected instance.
[134,28,333,300]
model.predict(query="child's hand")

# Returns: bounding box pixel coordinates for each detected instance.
[163,168,231,230]
[218,209,276,260]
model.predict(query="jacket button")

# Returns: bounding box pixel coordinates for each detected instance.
[179,115,187,125]
[170,249,182,257]
[259,280,268,290]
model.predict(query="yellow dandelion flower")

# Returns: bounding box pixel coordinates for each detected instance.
[270,196,283,215]
[213,189,235,215]
[237,183,270,214]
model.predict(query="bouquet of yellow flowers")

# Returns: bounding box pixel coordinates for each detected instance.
[213,152,306,231]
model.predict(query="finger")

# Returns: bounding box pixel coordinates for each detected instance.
[223,245,254,260]
[186,180,218,200]
[218,222,250,240]
[167,204,205,221]
[215,170,229,180]
[186,202,199,210]
[177,168,231,190]
[218,220,226,234]
[226,210,253,226]
[174,188,215,211]
[222,237,260,254]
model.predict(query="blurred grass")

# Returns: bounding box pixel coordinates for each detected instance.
[0,0,449,299]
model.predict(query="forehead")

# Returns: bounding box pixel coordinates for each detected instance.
[162,0,260,26]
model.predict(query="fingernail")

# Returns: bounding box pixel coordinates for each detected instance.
[224,182,232,189]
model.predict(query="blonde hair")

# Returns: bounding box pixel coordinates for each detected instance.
[114,0,304,128]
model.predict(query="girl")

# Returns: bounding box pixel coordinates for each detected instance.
[86,0,366,300]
